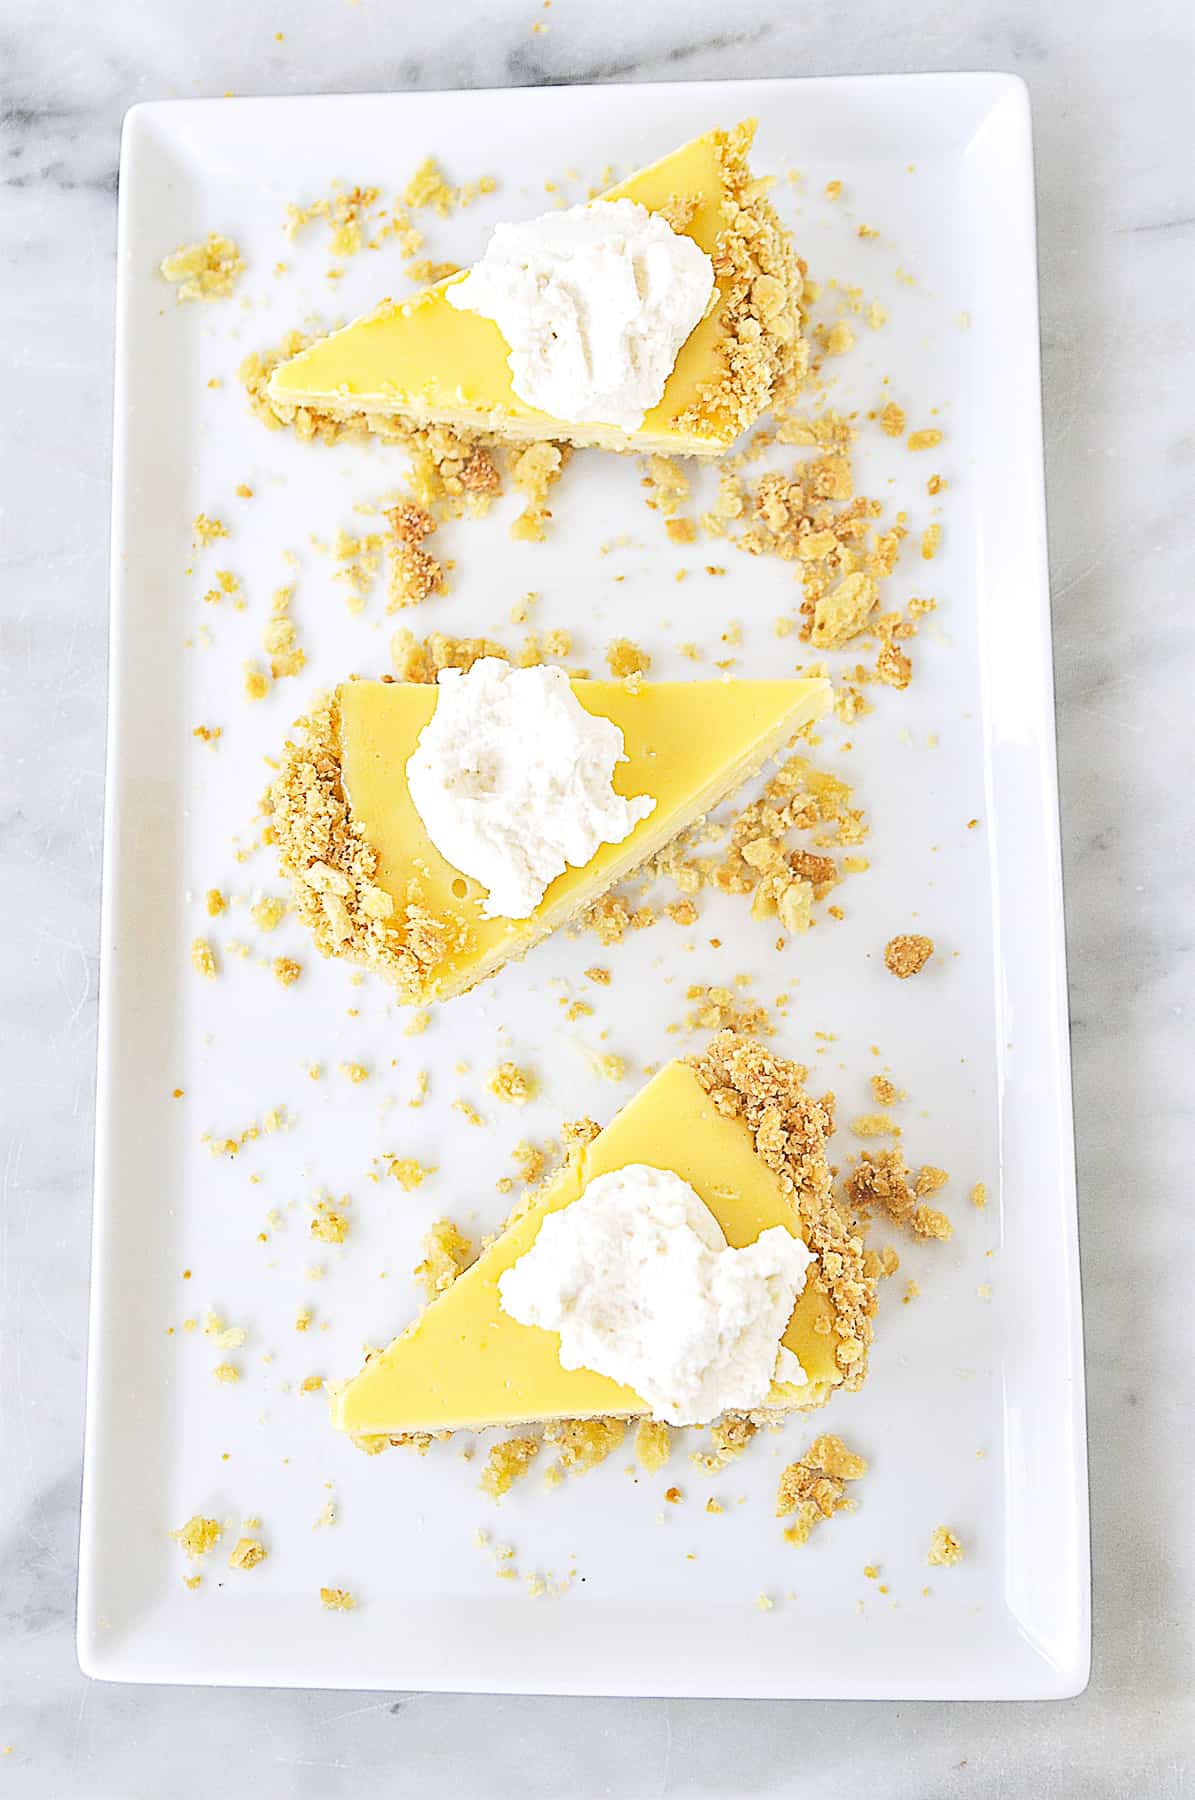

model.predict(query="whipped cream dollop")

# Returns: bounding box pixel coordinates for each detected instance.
[445,197,715,431]
[405,658,655,920]
[497,1164,814,1428]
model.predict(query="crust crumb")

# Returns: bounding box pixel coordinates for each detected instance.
[161,234,244,302]
[481,1435,540,1497]
[927,1525,964,1566]
[634,1419,672,1473]
[413,1218,474,1298]
[884,933,933,978]
[776,1434,867,1544]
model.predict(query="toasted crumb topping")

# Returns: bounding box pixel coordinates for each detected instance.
[272,956,303,988]
[205,889,227,918]
[229,1536,268,1570]
[776,1434,867,1544]
[481,1435,540,1497]
[319,1586,356,1611]
[870,1074,902,1106]
[970,1181,987,1209]
[161,234,244,302]
[927,1525,964,1566]
[689,1033,877,1388]
[884,933,934,978]
[171,1515,222,1559]
[413,1218,473,1298]
[634,1419,672,1473]
[907,428,944,452]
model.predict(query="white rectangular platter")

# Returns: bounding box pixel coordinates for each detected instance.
[79,73,1089,1698]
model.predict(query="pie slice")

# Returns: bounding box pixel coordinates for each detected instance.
[267,670,830,1004]
[265,121,806,457]
[333,1035,876,1438]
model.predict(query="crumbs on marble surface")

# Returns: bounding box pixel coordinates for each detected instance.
[250,894,287,932]
[884,933,934,978]
[927,1525,964,1566]
[776,1434,868,1546]
[414,1218,473,1298]
[273,956,303,988]
[161,234,244,301]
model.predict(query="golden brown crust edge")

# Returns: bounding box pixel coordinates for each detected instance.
[688,1030,876,1393]
[264,688,459,1000]
[675,120,809,442]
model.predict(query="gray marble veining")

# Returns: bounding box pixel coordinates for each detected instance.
[2,0,1193,1794]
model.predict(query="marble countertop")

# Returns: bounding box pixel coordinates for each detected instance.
[2,0,1192,1793]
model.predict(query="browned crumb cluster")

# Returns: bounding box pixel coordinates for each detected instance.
[685,984,773,1037]
[844,1147,952,1241]
[927,1525,964,1566]
[386,502,446,609]
[635,753,865,943]
[480,1435,539,1497]
[689,1033,877,1391]
[413,1218,473,1298]
[884,932,934,978]
[776,1434,867,1544]
[310,1196,351,1244]
[160,234,244,302]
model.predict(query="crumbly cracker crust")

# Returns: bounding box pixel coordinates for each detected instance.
[688,1031,877,1391]
[264,687,465,1001]
[675,121,809,443]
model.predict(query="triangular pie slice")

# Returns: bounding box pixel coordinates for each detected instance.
[268,669,830,1005]
[265,121,806,457]
[333,1036,876,1438]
